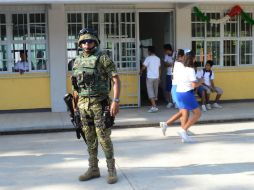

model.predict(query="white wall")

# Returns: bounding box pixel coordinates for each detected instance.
[48,4,67,112]
[175,5,192,50]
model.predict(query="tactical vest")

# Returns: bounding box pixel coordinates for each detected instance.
[73,53,110,97]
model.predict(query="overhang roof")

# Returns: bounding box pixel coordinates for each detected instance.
[0,0,253,4]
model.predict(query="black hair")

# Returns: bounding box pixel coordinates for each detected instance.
[19,50,28,55]
[186,50,195,59]
[194,61,201,68]
[148,46,156,54]
[206,60,214,67]
[176,49,184,59]
[163,44,173,51]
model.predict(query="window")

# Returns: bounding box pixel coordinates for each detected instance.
[66,12,137,71]
[192,12,221,67]
[223,40,237,66]
[66,13,98,71]
[0,12,48,73]
[12,13,48,72]
[224,14,237,37]
[192,10,253,67]
[103,12,136,71]
[0,14,7,71]
[0,14,7,41]
[240,40,252,65]
[191,12,205,37]
[30,44,47,70]
[0,45,7,71]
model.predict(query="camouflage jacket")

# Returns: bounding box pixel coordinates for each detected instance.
[72,50,118,100]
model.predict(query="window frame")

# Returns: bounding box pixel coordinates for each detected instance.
[191,10,254,68]
[66,11,100,72]
[0,11,48,74]
[0,14,8,72]
[66,10,137,72]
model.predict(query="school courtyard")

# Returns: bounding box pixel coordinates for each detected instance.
[0,121,254,190]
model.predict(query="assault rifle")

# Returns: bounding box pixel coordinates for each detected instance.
[64,93,87,144]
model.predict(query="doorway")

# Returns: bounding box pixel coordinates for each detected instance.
[139,11,175,106]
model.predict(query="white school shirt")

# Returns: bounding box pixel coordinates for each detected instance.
[14,61,29,71]
[172,61,184,85]
[176,67,197,92]
[164,54,173,76]
[143,55,161,79]
[202,70,215,86]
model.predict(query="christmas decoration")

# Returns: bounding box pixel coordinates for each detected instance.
[193,6,210,22]
[193,5,254,25]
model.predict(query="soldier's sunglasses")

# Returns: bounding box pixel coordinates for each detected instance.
[80,39,96,44]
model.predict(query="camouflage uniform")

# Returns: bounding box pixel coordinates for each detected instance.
[73,51,117,159]
[72,45,118,183]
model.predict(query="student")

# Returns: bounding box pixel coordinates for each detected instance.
[176,53,203,143]
[160,49,185,135]
[160,50,200,141]
[14,50,29,74]
[163,44,174,108]
[202,60,223,109]
[140,46,161,113]
[36,51,47,70]
[194,61,208,112]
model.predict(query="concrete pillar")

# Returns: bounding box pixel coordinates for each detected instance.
[48,4,67,112]
[175,5,192,50]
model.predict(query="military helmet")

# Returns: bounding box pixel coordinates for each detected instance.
[78,28,100,47]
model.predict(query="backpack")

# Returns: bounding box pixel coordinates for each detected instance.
[202,68,213,79]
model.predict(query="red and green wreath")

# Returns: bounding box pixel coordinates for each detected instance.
[193,5,254,25]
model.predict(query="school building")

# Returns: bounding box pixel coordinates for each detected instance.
[0,1,254,112]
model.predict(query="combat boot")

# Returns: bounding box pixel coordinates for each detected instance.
[106,158,118,184]
[79,157,100,181]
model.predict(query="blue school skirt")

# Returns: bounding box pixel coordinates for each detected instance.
[176,90,199,110]
[171,85,180,107]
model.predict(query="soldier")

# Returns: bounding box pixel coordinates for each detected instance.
[71,28,120,184]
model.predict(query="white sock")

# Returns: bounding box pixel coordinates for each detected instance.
[179,128,187,133]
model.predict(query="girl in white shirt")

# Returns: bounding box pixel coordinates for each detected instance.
[176,54,203,143]
[160,49,187,136]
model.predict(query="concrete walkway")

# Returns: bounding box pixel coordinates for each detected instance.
[0,122,254,190]
[0,102,253,133]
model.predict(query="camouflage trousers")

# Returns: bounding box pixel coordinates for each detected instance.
[78,97,114,160]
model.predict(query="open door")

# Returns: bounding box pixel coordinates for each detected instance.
[139,11,175,106]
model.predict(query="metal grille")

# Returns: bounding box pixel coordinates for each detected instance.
[224,13,238,37]
[192,10,254,67]
[0,45,7,71]
[66,13,99,71]
[192,41,205,67]
[206,41,220,65]
[240,13,252,37]
[102,12,138,107]
[223,40,237,66]
[0,14,7,71]
[206,13,220,37]
[191,12,205,37]
[103,12,136,71]
[240,40,252,65]
[0,14,6,41]
[11,13,47,72]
